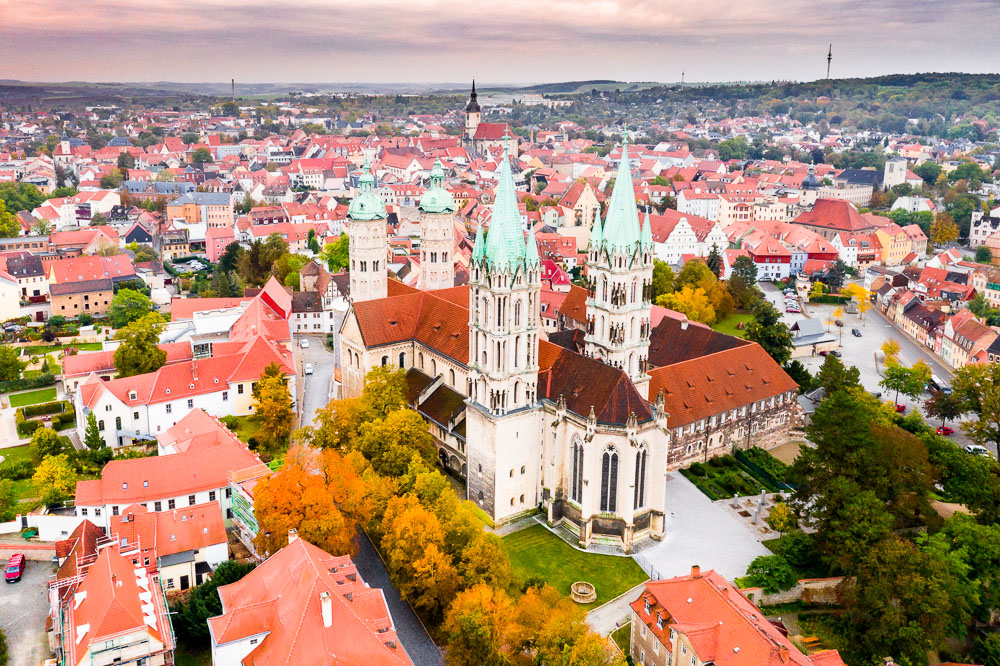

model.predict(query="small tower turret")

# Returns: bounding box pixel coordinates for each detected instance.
[418,158,457,290]
[347,161,388,302]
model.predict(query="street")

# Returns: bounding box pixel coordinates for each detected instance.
[297,335,337,428]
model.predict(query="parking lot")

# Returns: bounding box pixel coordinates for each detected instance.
[0,554,53,666]
[762,281,988,456]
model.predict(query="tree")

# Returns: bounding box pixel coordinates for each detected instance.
[83,411,105,449]
[191,147,213,164]
[808,280,825,300]
[842,283,872,320]
[0,626,7,666]
[976,245,994,264]
[706,244,723,277]
[816,353,861,396]
[0,479,15,522]
[217,241,243,273]
[252,456,357,558]
[0,346,25,382]
[306,228,321,254]
[925,389,963,428]
[113,313,167,377]
[358,409,435,476]
[811,477,895,572]
[656,286,716,324]
[220,101,240,117]
[30,427,66,463]
[930,212,960,247]
[650,259,675,301]
[320,234,349,273]
[109,288,153,328]
[360,366,408,418]
[783,360,814,392]
[880,363,926,405]
[880,339,901,366]
[745,299,793,365]
[953,363,1000,449]
[33,454,77,504]
[824,260,847,291]
[116,152,136,169]
[172,560,255,646]
[254,373,293,451]
[744,555,797,593]
[731,254,758,287]
[915,161,942,184]
[766,501,796,535]
[0,199,19,238]
[444,584,514,666]
[99,170,123,189]
[841,537,971,666]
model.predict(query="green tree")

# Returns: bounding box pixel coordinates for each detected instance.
[706,243,723,277]
[816,353,861,396]
[254,372,293,451]
[782,360,814,392]
[84,411,105,450]
[108,288,153,328]
[33,453,77,504]
[191,147,213,163]
[0,479,15,522]
[0,199,19,237]
[880,363,927,405]
[824,259,847,292]
[217,241,243,273]
[113,313,167,377]
[220,101,240,117]
[116,152,136,169]
[744,299,792,365]
[953,363,1000,449]
[811,477,895,572]
[0,345,25,382]
[172,560,255,646]
[30,427,66,463]
[321,234,349,273]
[925,389,963,428]
[307,228,321,254]
[914,161,942,184]
[976,245,994,264]
[650,259,675,301]
[744,555,797,593]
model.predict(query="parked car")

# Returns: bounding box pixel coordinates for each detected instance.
[304,363,314,375]
[852,328,862,337]
[966,444,991,457]
[5,553,24,583]
[834,320,844,327]
[299,338,310,349]
[895,404,906,413]
[936,426,955,436]
[871,391,882,398]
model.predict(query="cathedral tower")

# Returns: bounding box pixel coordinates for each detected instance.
[347,161,388,302]
[418,158,456,291]
[584,138,654,399]
[464,79,481,141]
[466,149,543,523]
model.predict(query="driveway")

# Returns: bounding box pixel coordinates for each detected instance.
[635,472,770,583]
[0,555,53,666]
[297,336,337,428]
[353,531,444,665]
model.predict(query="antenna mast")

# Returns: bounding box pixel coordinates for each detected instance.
[826,44,832,79]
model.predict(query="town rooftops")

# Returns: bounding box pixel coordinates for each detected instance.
[793,199,874,233]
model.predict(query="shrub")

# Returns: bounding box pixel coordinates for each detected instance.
[22,400,66,418]
[0,374,55,393]
[15,410,42,437]
[78,313,93,326]
[744,555,798,594]
[0,459,33,480]
[220,415,240,430]
[769,531,825,576]
[739,447,790,483]
[688,462,707,477]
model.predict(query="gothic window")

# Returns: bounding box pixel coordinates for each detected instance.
[381,356,388,366]
[634,447,647,509]
[448,368,455,385]
[601,276,608,302]
[600,447,618,513]
[398,352,405,368]
[514,300,521,326]
[431,359,437,375]
[570,438,583,503]
[419,352,424,369]
[631,279,638,303]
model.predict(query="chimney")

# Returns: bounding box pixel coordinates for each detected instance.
[690,565,700,578]
[288,528,298,545]
[320,591,332,628]
[681,317,689,331]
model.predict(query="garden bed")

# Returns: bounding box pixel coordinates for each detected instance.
[680,449,791,500]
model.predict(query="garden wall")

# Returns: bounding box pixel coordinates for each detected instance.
[743,576,845,606]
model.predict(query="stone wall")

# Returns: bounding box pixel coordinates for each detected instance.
[742,576,845,607]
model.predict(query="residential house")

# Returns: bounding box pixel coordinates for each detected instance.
[208,531,413,665]
[648,210,728,266]
[165,192,234,228]
[902,224,928,256]
[792,198,876,241]
[205,226,236,263]
[941,309,997,369]
[50,278,114,319]
[2,253,48,303]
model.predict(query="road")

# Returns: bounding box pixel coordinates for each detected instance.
[0,555,53,666]
[297,335,337,428]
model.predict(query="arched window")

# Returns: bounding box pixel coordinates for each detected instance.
[419,352,424,369]
[398,352,405,368]
[601,276,608,302]
[634,447,647,509]
[449,369,456,385]
[431,359,437,375]
[115,416,122,430]
[600,447,618,513]
[515,300,521,326]
[381,355,388,366]
[570,438,584,503]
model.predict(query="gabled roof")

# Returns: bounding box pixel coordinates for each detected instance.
[156,408,244,454]
[351,289,469,364]
[209,537,412,665]
[793,199,874,233]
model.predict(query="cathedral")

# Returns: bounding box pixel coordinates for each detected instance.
[338,139,800,552]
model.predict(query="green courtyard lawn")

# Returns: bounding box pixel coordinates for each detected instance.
[711,312,754,338]
[0,445,31,466]
[8,387,57,408]
[228,415,262,444]
[23,342,102,356]
[502,524,648,610]
[611,622,632,654]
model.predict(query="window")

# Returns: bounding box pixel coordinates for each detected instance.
[222,391,228,401]
[209,491,216,501]
[133,411,139,420]
[634,447,647,509]
[115,416,122,430]
[166,404,172,414]
[226,508,233,519]
[166,579,175,589]
[399,352,405,367]
[187,399,194,409]
[238,384,244,394]
[112,506,119,516]
[154,501,161,512]
[225,488,231,498]
[168,499,176,510]
[95,509,101,516]
[188,494,196,506]
[98,419,105,431]
[570,439,584,503]
[600,448,619,513]
[81,508,88,516]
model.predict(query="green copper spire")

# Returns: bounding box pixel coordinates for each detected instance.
[640,211,653,250]
[525,223,540,268]
[348,161,387,221]
[419,158,456,214]
[472,219,486,263]
[602,137,642,258]
[483,150,526,272]
[590,207,604,251]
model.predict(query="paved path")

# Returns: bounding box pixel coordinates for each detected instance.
[635,472,770,582]
[587,582,646,635]
[352,531,444,665]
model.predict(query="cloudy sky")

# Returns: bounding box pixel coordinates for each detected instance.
[2,0,998,85]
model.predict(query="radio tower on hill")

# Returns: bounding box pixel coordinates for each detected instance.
[826,44,832,79]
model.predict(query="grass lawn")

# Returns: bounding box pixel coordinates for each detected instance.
[0,445,31,466]
[502,524,648,609]
[8,387,57,407]
[23,342,102,355]
[795,612,847,655]
[711,312,754,338]
[11,478,37,501]
[229,415,262,443]
[611,622,632,654]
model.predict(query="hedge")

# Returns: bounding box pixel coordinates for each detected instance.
[15,410,42,437]
[21,400,66,418]
[809,294,850,305]
[53,406,76,431]
[16,400,73,435]
[0,374,55,393]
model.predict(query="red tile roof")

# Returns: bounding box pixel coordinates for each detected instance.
[352,290,469,364]
[110,501,226,559]
[63,342,193,379]
[156,408,244,454]
[793,199,874,234]
[49,254,136,284]
[209,537,412,665]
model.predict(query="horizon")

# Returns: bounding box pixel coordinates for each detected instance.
[3,0,999,84]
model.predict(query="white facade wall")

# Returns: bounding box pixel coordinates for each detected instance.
[76,487,235,532]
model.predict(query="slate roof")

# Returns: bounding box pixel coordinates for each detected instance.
[647,317,747,368]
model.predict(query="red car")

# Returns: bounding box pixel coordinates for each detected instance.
[895,404,906,413]
[937,426,955,436]
[5,553,24,583]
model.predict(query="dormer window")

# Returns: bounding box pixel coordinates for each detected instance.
[656,613,665,630]
[644,597,651,614]
[128,391,137,400]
